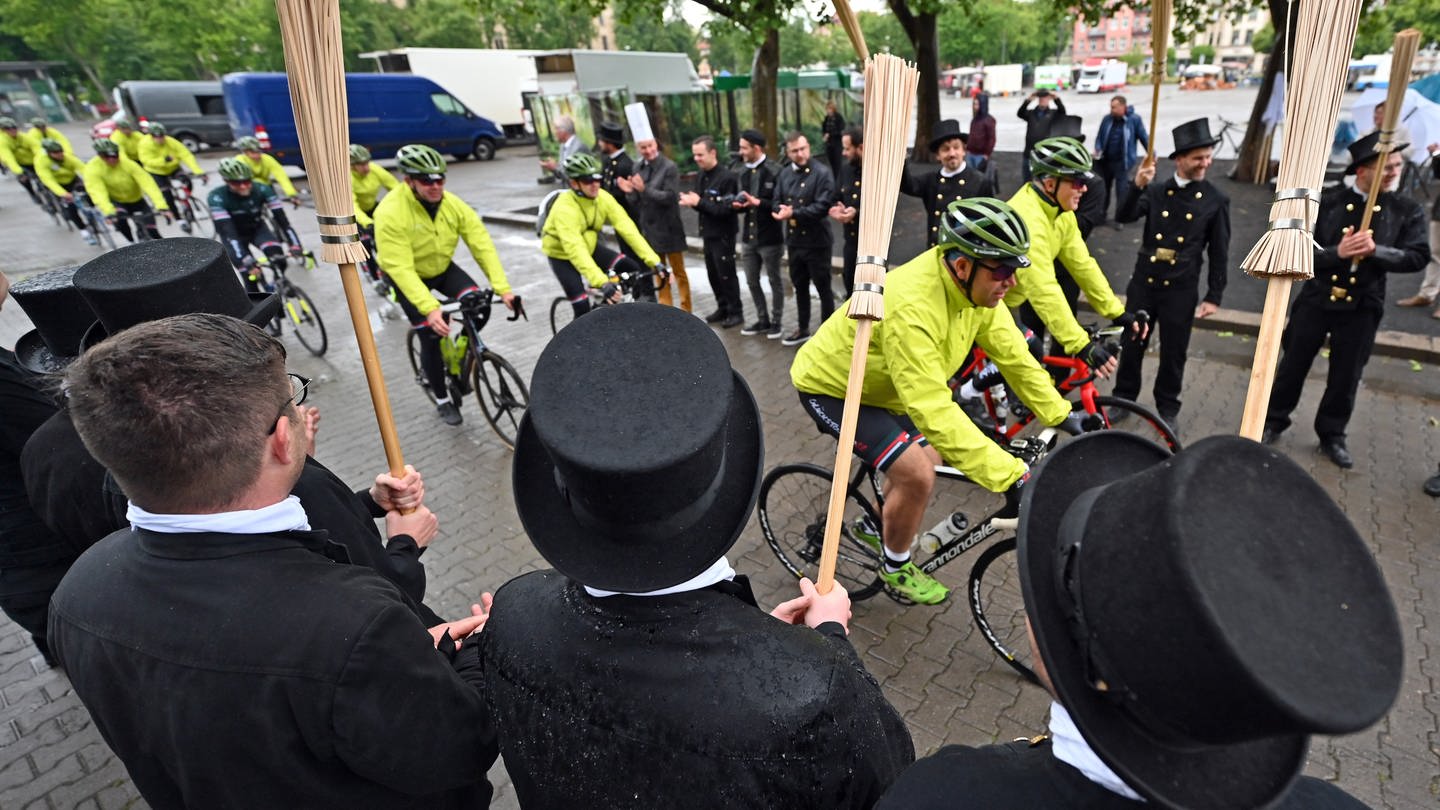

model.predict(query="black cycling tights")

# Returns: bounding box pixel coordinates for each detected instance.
[548,244,653,319]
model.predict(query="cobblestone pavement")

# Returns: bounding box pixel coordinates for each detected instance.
[0,145,1436,809]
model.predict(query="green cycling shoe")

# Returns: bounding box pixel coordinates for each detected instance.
[879,562,951,605]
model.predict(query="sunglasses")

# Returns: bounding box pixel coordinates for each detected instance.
[413,175,446,186]
[226,179,253,186]
[978,261,1018,281]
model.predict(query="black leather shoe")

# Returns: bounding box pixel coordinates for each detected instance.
[1424,467,1440,498]
[437,402,463,426]
[704,310,726,324]
[720,314,743,329]
[1319,437,1353,469]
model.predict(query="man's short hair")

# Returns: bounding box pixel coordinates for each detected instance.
[64,314,289,513]
[1111,95,1127,107]
[843,126,863,147]
[555,115,575,135]
[692,135,717,154]
[783,130,807,146]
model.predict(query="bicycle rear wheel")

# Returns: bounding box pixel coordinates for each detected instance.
[758,463,883,601]
[472,350,529,451]
[281,281,327,357]
[967,537,1040,685]
[406,329,438,404]
[549,296,575,336]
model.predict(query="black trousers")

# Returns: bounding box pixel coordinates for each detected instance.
[789,245,834,331]
[1265,302,1382,440]
[547,245,653,320]
[841,234,858,298]
[391,262,481,400]
[1112,279,1198,417]
[703,236,742,317]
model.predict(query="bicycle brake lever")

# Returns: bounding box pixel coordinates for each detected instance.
[507,297,527,321]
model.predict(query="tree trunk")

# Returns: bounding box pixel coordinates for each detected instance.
[751,28,780,158]
[1234,0,1295,183]
[889,3,940,163]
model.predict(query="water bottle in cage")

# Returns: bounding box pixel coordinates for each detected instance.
[960,361,1004,401]
[918,511,969,554]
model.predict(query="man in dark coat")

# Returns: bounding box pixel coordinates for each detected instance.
[620,138,692,313]
[732,128,786,337]
[1263,133,1430,468]
[877,432,1402,810]
[50,313,498,809]
[1111,118,1230,428]
[900,119,994,247]
[596,120,642,262]
[772,130,836,346]
[481,304,914,810]
[1017,89,1066,181]
[680,134,743,327]
[829,126,864,297]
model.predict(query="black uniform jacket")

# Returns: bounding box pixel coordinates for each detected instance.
[734,157,785,247]
[837,160,863,244]
[773,159,836,248]
[1118,176,1231,305]
[0,351,70,571]
[876,740,1372,809]
[49,527,496,809]
[601,148,638,223]
[899,163,995,246]
[692,163,740,238]
[1299,185,1429,313]
[478,570,915,809]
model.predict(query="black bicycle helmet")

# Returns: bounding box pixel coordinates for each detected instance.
[218,157,253,181]
[349,144,372,164]
[93,139,120,157]
[563,152,604,181]
[937,197,1032,269]
[396,144,447,176]
[1029,136,1095,183]
[40,138,64,154]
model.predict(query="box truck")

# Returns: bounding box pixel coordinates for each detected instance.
[1034,64,1071,92]
[358,47,540,141]
[983,64,1024,96]
[222,73,506,167]
[1077,59,1127,93]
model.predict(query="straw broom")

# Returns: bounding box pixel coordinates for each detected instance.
[1236,0,1366,440]
[273,0,408,478]
[1144,0,1171,168]
[1348,29,1421,273]
[815,0,917,595]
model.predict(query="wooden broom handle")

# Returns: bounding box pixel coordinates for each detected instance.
[337,262,407,477]
[1144,76,1162,168]
[1239,278,1292,439]
[816,320,873,595]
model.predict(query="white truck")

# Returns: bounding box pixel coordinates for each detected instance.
[357,47,541,141]
[1034,64,1072,92]
[1078,59,1127,93]
[983,64,1024,96]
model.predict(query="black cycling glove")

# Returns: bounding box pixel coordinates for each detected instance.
[1114,309,1149,335]
[1078,339,1114,370]
[600,281,620,301]
[1001,471,1030,519]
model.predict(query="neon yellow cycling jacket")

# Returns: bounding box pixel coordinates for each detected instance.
[238,152,297,197]
[84,156,169,215]
[110,129,144,161]
[24,126,72,156]
[352,163,399,228]
[540,188,659,287]
[791,247,1072,492]
[1005,182,1125,355]
[0,130,37,174]
[373,184,512,316]
[35,152,86,196]
[138,135,202,176]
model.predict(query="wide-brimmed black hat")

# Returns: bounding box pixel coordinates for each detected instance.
[597,120,626,147]
[928,119,968,153]
[9,266,94,374]
[73,238,279,348]
[1018,432,1403,810]
[1169,117,1222,159]
[512,303,763,592]
[1344,130,1409,175]
[1052,115,1086,144]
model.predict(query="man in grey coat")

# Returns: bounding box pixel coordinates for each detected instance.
[619,139,692,313]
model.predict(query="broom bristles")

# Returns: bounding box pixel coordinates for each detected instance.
[1240,0,1366,280]
[274,0,369,267]
[847,54,918,322]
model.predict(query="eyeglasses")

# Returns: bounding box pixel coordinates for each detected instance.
[414,175,446,186]
[266,373,311,435]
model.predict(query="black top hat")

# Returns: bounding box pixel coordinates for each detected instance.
[72,238,279,348]
[1018,432,1403,809]
[928,119,968,153]
[598,121,627,147]
[512,304,764,592]
[9,266,94,374]
[1168,117,1222,159]
[1051,115,1086,143]
[1344,130,1409,176]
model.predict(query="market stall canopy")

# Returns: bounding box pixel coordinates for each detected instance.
[532,49,706,96]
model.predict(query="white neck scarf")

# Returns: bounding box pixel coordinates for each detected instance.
[1049,701,1145,801]
[1172,173,1193,188]
[585,556,736,598]
[127,495,311,534]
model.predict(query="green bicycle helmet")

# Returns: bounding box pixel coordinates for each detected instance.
[937,197,1031,269]
[0,116,17,129]
[93,139,120,157]
[563,152,603,181]
[218,157,253,181]
[114,117,133,130]
[147,122,167,136]
[396,143,447,176]
[40,138,64,154]
[29,117,46,128]
[349,144,372,164]
[236,135,262,151]
[1029,136,1095,183]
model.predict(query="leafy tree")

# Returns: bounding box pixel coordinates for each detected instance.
[1190,44,1217,64]
[617,0,700,62]
[1252,22,1275,54]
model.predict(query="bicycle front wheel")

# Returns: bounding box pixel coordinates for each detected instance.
[87,208,117,250]
[472,350,529,451]
[758,463,883,601]
[967,537,1040,686]
[281,281,327,357]
[549,296,576,336]
[1091,396,1182,453]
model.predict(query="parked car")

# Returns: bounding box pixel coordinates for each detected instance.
[117,81,232,152]
[222,72,507,167]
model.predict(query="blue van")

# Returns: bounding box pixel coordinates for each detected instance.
[222,72,506,166]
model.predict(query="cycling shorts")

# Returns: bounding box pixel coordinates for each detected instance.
[389,262,479,327]
[798,391,929,473]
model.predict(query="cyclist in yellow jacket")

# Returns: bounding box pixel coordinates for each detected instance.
[24,117,72,156]
[1006,137,1148,375]
[138,123,207,229]
[34,138,93,243]
[85,139,169,241]
[350,144,398,229]
[235,136,299,205]
[792,198,1076,605]
[109,118,144,161]
[374,144,516,426]
[0,116,43,204]
[540,152,663,320]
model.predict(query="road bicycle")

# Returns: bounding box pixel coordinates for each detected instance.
[36,185,72,230]
[169,174,213,237]
[241,252,328,357]
[1215,115,1245,159]
[72,191,119,250]
[406,289,529,449]
[549,265,670,336]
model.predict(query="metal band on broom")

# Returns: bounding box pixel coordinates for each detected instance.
[1236,0,1366,439]
[273,0,408,478]
[1144,0,1172,168]
[815,0,918,595]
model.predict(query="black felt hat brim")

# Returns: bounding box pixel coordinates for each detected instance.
[1169,137,1222,159]
[1345,143,1409,175]
[14,329,75,375]
[512,370,763,593]
[78,291,280,351]
[1018,432,1307,810]
[928,132,968,153]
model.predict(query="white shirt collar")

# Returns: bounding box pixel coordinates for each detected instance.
[584,556,736,598]
[1049,701,1146,801]
[940,165,965,178]
[1172,173,1193,188]
[745,156,765,169]
[127,495,311,534]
